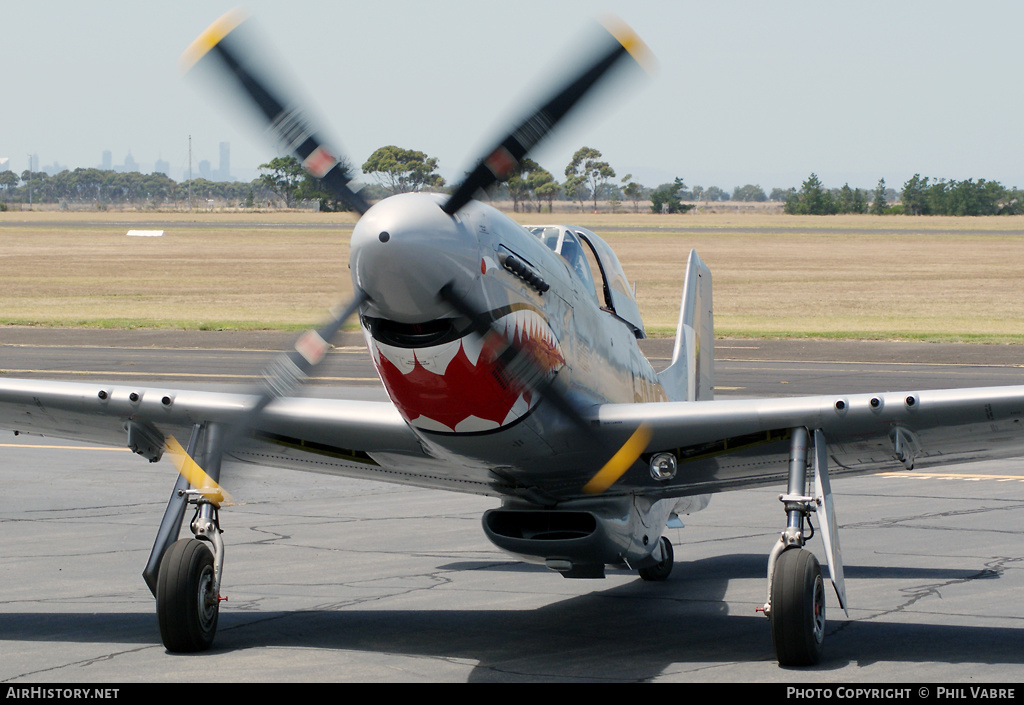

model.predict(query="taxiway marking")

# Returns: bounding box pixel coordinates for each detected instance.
[0,443,131,452]
[879,471,1024,482]
[0,368,376,382]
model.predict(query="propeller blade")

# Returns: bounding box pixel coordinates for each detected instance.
[220,290,368,460]
[181,9,370,214]
[179,13,372,495]
[443,17,653,216]
[163,291,367,504]
[257,291,367,404]
[164,435,232,506]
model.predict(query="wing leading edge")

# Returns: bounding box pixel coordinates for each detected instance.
[593,385,1024,496]
[5,377,1024,500]
[0,378,513,494]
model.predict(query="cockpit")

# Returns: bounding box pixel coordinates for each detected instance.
[527,226,598,298]
[526,225,646,338]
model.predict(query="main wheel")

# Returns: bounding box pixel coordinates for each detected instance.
[639,536,674,581]
[770,547,825,666]
[156,538,219,652]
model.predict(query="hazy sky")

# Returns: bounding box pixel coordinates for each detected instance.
[4,1,1023,192]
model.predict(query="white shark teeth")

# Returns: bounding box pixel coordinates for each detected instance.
[499,308,556,350]
[454,415,500,433]
[409,415,455,433]
[367,306,563,433]
[461,332,485,366]
[367,309,558,378]
[502,393,532,425]
[371,337,469,376]
[413,339,461,375]
[372,339,418,375]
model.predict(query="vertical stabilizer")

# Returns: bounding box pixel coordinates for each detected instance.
[657,250,714,401]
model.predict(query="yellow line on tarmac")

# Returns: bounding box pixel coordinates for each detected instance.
[0,444,131,452]
[1,369,377,382]
[720,359,1024,370]
[1,344,368,353]
[879,471,1024,481]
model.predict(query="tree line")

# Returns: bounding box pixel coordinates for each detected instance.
[899,174,1023,216]
[4,153,1021,217]
[0,167,271,208]
[784,173,1024,216]
[354,144,775,214]
[0,146,767,214]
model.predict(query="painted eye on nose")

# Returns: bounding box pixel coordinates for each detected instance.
[378,231,390,243]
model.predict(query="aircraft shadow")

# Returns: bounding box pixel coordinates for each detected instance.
[442,557,988,582]
[2,553,1019,681]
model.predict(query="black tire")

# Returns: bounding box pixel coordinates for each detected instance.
[156,538,219,652]
[770,548,825,667]
[639,536,674,581]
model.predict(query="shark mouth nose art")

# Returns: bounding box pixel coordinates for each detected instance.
[367,307,565,433]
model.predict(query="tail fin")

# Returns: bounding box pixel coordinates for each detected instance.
[657,250,714,401]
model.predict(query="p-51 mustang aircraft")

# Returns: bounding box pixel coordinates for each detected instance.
[3,10,1024,668]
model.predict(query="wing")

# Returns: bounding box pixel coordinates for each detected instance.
[593,385,1024,496]
[0,378,498,496]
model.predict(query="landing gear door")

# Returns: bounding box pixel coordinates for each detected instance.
[813,429,848,616]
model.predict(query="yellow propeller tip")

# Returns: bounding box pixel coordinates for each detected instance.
[197,488,229,505]
[582,423,653,494]
[180,7,248,72]
[164,435,232,506]
[602,16,657,75]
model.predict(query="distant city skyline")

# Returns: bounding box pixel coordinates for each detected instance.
[5,142,240,183]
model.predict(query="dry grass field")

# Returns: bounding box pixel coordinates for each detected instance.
[2,209,1024,342]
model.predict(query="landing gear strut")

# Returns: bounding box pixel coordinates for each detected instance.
[146,422,228,652]
[762,427,845,667]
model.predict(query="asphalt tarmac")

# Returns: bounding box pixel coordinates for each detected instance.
[1,330,1022,683]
